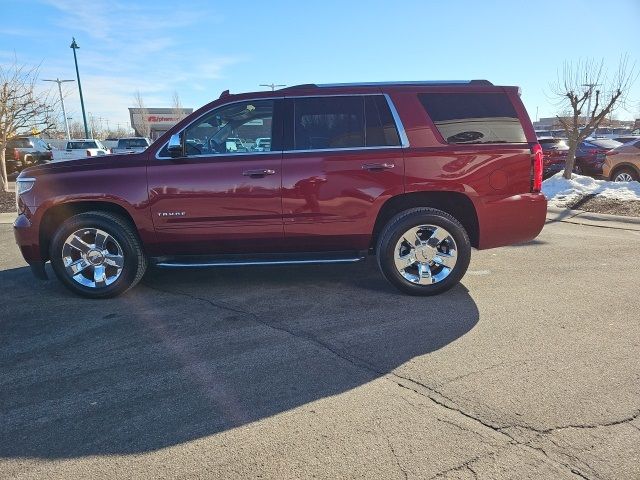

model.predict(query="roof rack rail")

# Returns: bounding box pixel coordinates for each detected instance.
[319,80,493,87]
[278,84,318,91]
[280,80,493,90]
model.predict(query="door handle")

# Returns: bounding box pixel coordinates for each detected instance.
[242,169,277,178]
[362,162,395,171]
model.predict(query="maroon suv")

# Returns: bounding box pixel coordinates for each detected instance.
[14,80,547,298]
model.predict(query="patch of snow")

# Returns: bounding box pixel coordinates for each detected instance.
[542,173,640,207]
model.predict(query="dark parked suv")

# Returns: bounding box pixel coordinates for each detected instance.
[14,80,547,298]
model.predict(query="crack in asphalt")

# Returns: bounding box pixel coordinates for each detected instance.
[144,284,631,480]
[375,419,408,480]
[428,453,489,479]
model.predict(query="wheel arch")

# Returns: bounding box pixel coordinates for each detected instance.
[371,191,479,250]
[39,200,140,262]
[610,162,640,179]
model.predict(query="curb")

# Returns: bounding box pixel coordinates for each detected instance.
[0,213,15,224]
[546,206,640,231]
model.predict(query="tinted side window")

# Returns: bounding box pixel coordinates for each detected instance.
[294,96,364,150]
[179,100,274,157]
[418,93,527,144]
[364,96,400,147]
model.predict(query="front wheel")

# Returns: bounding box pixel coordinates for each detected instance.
[49,211,147,298]
[612,167,638,183]
[376,208,471,296]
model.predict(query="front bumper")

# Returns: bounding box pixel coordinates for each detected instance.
[14,212,42,261]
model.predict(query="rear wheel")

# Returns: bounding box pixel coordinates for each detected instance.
[49,211,147,298]
[376,208,471,296]
[612,167,638,183]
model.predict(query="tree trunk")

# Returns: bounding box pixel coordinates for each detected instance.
[563,141,578,180]
[0,148,8,192]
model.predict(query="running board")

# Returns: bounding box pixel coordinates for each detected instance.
[152,252,366,269]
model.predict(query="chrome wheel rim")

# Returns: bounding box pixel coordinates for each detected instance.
[62,228,124,288]
[614,172,633,182]
[394,224,458,285]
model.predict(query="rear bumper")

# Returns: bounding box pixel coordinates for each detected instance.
[476,193,547,250]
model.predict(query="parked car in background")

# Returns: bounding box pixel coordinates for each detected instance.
[110,137,151,155]
[14,80,547,298]
[613,136,640,144]
[4,137,53,174]
[53,139,109,161]
[574,138,622,176]
[539,137,569,178]
[602,140,640,182]
[254,137,271,151]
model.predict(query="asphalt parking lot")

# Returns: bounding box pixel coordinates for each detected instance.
[1,218,639,479]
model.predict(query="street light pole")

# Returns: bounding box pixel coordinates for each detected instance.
[70,37,90,138]
[259,83,286,91]
[42,78,75,140]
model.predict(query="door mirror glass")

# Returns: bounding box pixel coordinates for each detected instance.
[167,133,182,158]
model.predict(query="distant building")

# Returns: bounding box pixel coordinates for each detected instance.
[534,116,634,131]
[129,107,193,140]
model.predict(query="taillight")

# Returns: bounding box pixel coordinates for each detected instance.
[13,149,19,161]
[531,143,543,192]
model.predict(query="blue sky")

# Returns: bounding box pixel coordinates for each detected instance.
[1,0,639,130]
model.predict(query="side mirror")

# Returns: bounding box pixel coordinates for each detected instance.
[167,133,182,158]
[46,143,52,150]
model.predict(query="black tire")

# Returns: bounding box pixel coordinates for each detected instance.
[611,167,639,183]
[49,211,147,298]
[376,208,471,296]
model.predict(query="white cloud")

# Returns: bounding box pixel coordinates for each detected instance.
[38,0,244,127]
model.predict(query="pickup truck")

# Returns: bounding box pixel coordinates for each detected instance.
[4,136,53,174]
[110,137,151,155]
[53,139,109,162]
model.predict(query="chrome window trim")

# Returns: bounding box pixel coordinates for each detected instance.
[155,93,409,160]
[155,97,283,160]
[283,145,403,155]
[383,94,409,148]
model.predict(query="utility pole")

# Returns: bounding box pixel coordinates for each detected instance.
[581,83,601,128]
[43,78,75,140]
[259,83,286,91]
[70,37,90,138]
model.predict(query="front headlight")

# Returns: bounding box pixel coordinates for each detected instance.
[16,177,36,195]
[15,177,36,213]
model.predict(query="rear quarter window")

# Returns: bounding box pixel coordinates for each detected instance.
[418,92,527,144]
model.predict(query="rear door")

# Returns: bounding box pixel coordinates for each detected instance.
[280,94,405,252]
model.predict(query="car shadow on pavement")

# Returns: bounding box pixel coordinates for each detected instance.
[0,259,479,459]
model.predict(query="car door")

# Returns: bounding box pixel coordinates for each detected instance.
[281,94,405,252]
[147,98,285,255]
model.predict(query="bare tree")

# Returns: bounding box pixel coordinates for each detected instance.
[68,120,85,139]
[132,90,151,138]
[551,56,636,179]
[0,59,57,191]
[171,91,185,123]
